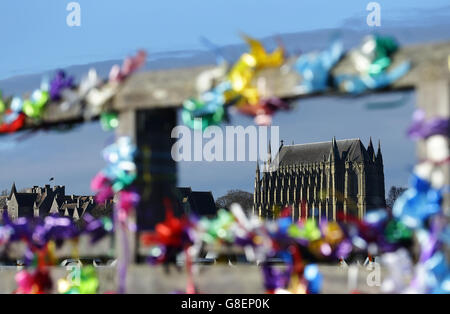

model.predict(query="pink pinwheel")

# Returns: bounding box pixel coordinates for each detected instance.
[117,189,140,222]
[109,50,147,83]
[90,172,114,203]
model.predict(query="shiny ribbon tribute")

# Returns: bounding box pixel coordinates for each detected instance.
[1,34,448,294]
[183,35,287,129]
[0,50,147,134]
[294,38,344,94]
[334,35,411,94]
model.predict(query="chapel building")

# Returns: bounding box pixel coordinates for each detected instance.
[254,137,386,221]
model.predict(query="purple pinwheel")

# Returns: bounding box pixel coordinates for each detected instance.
[83,214,113,244]
[262,264,292,292]
[407,109,450,140]
[49,70,74,101]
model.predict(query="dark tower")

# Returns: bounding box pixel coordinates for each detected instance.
[254,161,261,215]
[367,137,376,162]
[376,140,386,207]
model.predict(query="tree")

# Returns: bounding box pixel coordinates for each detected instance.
[0,197,6,209]
[90,202,114,219]
[215,190,254,215]
[386,186,407,209]
[0,190,8,210]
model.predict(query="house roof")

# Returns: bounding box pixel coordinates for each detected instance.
[176,187,194,212]
[6,183,104,220]
[79,201,94,216]
[14,193,38,207]
[8,182,17,200]
[35,193,55,213]
[177,187,192,198]
[61,203,79,217]
[190,191,217,216]
[274,138,369,166]
[175,187,217,216]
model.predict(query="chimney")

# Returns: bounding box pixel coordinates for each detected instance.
[53,185,65,197]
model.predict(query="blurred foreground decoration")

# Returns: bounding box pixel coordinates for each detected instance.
[1,184,448,294]
[1,37,450,135]
[0,34,449,294]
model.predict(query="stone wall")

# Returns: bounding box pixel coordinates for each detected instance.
[0,265,382,294]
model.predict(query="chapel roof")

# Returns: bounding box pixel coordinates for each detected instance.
[274,138,370,166]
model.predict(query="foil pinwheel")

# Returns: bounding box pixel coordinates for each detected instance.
[0,91,6,113]
[237,97,289,126]
[140,207,191,265]
[197,209,235,243]
[0,97,26,133]
[100,112,120,131]
[83,214,114,244]
[22,87,50,118]
[393,173,442,229]
[109,50,147,83]
[14,269,53,294]
[183,35,287,129]
[1,212,78,251]
[228,35,284,100]
[49,70,74,101]
[93,136,137,194]
[408,109,450,140]
[0,50,147,136]
[57,266,99,294]
[353,35,398,75]
[83,50,147,118]
[294,38,344,94]
[335,35,411,94]
[182,81,231,130]
[116,189,140,222]
[0,211,111,253]
[229,35,287,123]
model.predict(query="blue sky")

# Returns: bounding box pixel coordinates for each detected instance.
[0,1,449,198]
[1,0,449,78]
